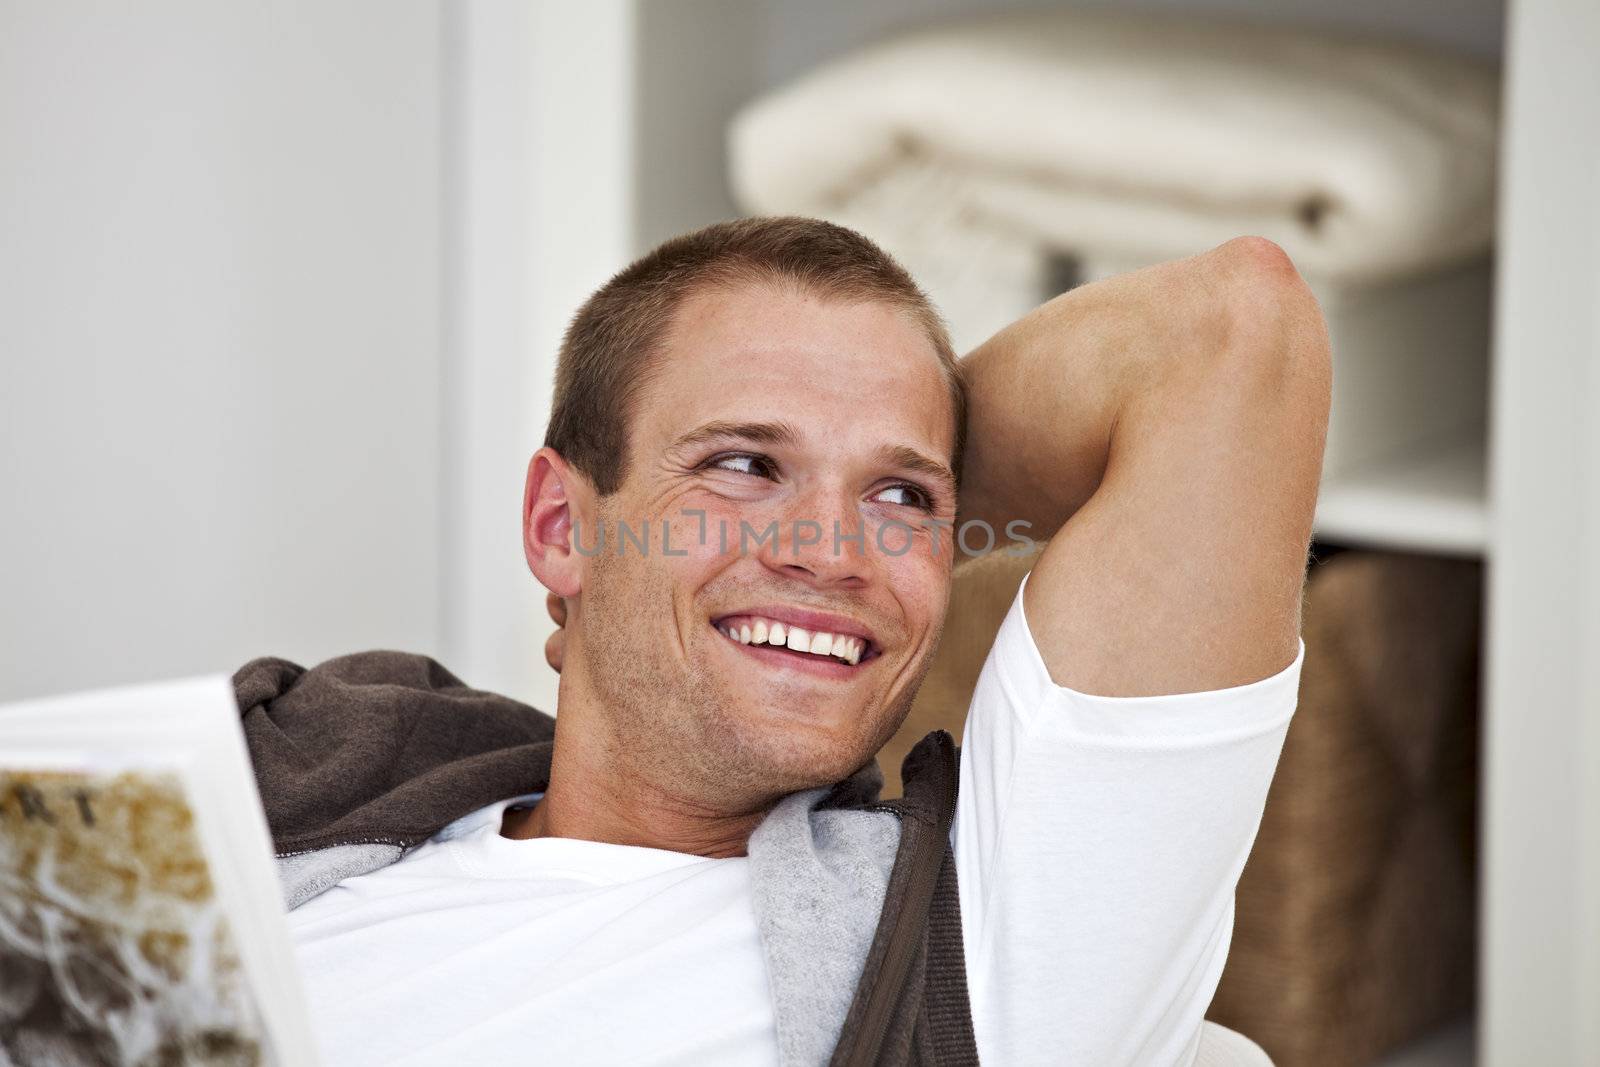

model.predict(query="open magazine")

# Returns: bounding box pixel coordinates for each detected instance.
[0,677,319,1066]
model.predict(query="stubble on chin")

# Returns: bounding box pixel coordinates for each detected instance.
[587,629,857,811]
[577,552,783,810]
[580,584,895,809]
[578,544,940,810]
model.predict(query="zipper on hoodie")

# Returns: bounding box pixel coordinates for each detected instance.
[839,735,960,1066]
[273,834,414,860]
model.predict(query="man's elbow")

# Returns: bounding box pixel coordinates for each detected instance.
[1216,234,1299,279]
[1209,236,1332,386]
[1211,235,1315,320]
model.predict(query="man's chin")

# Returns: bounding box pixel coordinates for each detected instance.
[703,706,881,797]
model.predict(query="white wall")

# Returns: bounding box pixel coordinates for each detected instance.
[439,2,547,711]
[635,1,760,249]
[438,1,645,714]
[0,1,443,700]
[1482,0,1600,1060]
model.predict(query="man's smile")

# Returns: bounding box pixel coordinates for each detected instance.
[710,605,883,678]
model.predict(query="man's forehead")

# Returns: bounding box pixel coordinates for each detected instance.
[643,283,953,433]
[662,281,947,385]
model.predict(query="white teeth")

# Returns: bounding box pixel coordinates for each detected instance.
[719,616,869,665]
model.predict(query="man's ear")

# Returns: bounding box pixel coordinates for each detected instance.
[523,447,588,598]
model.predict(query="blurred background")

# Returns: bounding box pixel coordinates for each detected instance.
[1,1,1594,1064]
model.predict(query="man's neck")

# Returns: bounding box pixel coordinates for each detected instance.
[498,715,768,858]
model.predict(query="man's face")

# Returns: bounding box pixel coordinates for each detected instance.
[574,281,958,808]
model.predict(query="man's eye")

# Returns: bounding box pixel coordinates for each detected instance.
[872,483,933,511]
[708,453,777,479]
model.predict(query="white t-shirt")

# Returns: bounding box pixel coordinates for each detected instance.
[954,576,1302,1064]
[289,578,1302,1065]
[288,806,773,1066]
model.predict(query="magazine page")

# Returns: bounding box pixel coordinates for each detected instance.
[0,764,270,1065]
[0,677,318,1067]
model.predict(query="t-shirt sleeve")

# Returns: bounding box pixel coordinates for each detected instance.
[952,573,1303,1066]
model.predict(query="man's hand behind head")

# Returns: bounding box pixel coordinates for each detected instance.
[544,592,567,674]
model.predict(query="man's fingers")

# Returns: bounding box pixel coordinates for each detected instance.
[545,592,567,673]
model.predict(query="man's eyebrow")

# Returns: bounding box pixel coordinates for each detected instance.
[669,422,956,495]
[669,420,802,452]
[875,444,958,497]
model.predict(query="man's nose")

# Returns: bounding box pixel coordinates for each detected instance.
[760,487,871,589]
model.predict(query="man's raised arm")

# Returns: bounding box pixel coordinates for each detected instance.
[956,237,1332,696]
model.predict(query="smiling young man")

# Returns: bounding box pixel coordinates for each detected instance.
[281,217,1329,1065]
